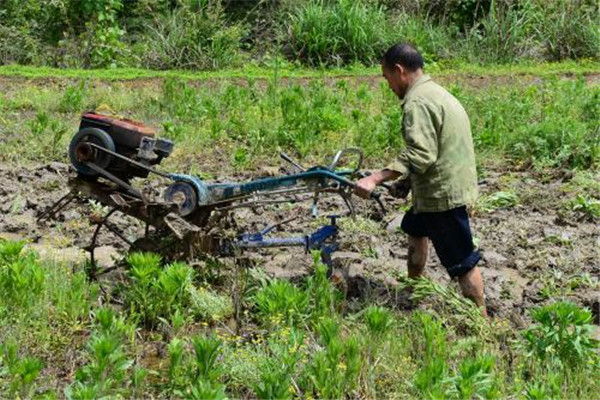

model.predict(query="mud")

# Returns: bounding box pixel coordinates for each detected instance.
[0,162,598,325]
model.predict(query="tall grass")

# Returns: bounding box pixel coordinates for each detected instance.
[1,0,598,68]
[285,0,393,66]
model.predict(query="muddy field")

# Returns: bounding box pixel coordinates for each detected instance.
[1,160,598,329]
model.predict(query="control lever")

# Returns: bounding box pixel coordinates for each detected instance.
[280,152,306,172]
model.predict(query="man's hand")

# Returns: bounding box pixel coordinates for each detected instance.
[355,175,379,199]
[354,169,402,199]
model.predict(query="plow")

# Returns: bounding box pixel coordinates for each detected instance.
[41,112,386,278]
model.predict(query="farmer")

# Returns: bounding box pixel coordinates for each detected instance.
[355,43,486,315]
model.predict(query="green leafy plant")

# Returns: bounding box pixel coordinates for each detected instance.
[476,191,519,212]
[166,334,227,398]
[449,354,498,399]
[0,343,44,399]
[364,305,395,337]
[66,307,139,399]
[254,279,309,327]
[123,253,196,328]
[58,81,87,113]
[521,301,599,368]
[570,194,600,220]
[284,0,394,66]
[0,240,44,308]
[306,334,362,399]
[192,334,223,381]
[138,1,244,70]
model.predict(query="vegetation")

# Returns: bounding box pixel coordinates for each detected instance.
[0,0,598,69]
[1,71,598,173]
[0,1,598,399]
[0,241,598,398]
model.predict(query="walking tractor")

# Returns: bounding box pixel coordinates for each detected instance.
[43,112,385,278]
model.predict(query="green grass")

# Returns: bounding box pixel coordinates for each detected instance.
[0,241,598,398]
[0,59,597,80]
[0,67,598,173]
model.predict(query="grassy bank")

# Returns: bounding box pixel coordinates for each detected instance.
[0,60,598,81]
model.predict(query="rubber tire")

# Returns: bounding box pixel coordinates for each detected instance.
[69,127,115,177]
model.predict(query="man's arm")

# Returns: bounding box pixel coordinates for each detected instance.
[355,100,439,198]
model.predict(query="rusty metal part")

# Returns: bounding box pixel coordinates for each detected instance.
[87,142,172,179]
[37,191,78,222]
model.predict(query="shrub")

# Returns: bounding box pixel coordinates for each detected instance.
[283,0,394,66]
[136,1,245,70]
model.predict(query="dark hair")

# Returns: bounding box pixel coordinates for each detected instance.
[381,43,424,71]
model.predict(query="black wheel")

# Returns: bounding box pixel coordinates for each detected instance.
[69,127,115,177]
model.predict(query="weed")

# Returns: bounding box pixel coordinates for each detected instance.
[58,81,87,113]
[66,307,139,399]
[0,342,44,399]
[285,0,393,66]
[364,305,395,337]
[253,328,304,400]
[254,280,309,327]
[524,372,562,400]
[0,240,44,308]
[123,253,196,328]
[476,190,519,213]
[28,110,49,136]
[189,286,233,323]
[449,354,499,399]
[189,379,228,400]
[569,194,600,220]
[406,278,489,335]
[166,334,227,398]
[192,334,223,381]
[306,330,362,399]
[521,301,599,369]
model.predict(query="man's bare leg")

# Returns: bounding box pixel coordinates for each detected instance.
[407,236,428,278]
[397,236,429,308]
[457,266,487,316]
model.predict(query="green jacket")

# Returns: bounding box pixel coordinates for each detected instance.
[386,74,478,213]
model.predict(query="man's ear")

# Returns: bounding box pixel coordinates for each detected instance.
[394,63,404,77]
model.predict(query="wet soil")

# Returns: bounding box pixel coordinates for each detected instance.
[0,162,598,325]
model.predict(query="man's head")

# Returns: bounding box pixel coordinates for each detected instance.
[381,43,424,99]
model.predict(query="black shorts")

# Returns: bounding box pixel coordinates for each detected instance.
[401,206,481,278]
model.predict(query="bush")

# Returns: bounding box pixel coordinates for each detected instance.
[136,1,245,70]
[530,0,600,61]
[283,0,394,66]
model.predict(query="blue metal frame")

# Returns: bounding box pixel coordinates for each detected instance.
[170,166,356,207]
[234,217,340,266]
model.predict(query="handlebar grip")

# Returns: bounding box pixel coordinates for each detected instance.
[370,190,382,200]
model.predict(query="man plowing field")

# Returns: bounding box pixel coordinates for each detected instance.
[355,43,487,316]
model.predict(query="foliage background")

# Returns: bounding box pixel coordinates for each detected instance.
[0,0,598,69]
